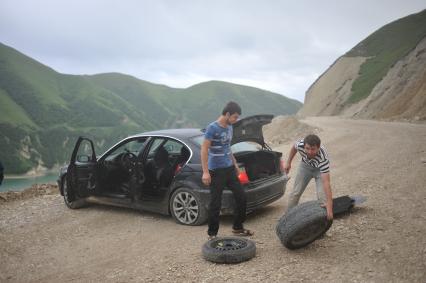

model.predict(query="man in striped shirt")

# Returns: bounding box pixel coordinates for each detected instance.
[284,134,333,220]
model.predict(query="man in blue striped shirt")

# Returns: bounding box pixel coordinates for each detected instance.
[201,101,253,239]
[284,134,333,220]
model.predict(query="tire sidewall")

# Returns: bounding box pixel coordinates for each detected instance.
[202,237,256,264]
[276,201,332,249]
[62,175,85,209]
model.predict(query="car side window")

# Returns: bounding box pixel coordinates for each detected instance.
[163,139,183,155]
[76,140,95,163]
[146,138,184,162]
[147,138,167,158]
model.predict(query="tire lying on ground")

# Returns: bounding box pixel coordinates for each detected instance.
[202,237,256,263]
[276,200,332,250]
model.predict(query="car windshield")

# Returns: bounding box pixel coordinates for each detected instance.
[191,135,260,153]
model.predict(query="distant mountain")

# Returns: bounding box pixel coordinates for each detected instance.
[299,9,426,121]
[0,42,302,174]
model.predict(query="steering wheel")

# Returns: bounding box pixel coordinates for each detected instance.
[120,152,138,173]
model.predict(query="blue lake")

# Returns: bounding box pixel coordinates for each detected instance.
[0,172,59,192]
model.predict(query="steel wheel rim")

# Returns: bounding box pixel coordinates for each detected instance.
[212,238,248,251]
[173,191,199,224]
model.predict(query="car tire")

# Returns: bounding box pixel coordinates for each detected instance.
[276,200,332,250]
[169,187,208,226]
[62,175,86,209]
[202,237,256,264]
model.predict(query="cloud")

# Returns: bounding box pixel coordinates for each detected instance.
[1,0,425,102]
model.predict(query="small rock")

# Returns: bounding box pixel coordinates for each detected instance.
[374,248,383,253]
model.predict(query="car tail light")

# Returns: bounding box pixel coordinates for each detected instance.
[238,166,249,185]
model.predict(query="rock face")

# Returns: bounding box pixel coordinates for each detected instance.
[346,38,426,121]
[299,10,426,122]
[300,38,426,121]
[298,56,367,117]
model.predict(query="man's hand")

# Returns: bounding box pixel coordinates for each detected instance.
[231,154,240,177]
[202,172,211,186]
[322,202,334,221]
[235,166,240,176]
[283,163,291,174]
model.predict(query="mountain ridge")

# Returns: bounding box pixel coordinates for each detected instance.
[0,42,302,174]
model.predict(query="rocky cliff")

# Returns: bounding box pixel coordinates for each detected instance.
[299,10,426,121]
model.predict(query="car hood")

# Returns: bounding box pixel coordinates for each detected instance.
[231,114,274,146]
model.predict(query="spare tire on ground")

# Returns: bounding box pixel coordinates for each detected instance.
[202,237,256,263]
[276,200,332,250]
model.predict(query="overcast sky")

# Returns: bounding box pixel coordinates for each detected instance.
[1,1,425,102]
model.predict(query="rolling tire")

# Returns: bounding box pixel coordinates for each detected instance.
[276,200,332,250]
[62,175,86,209]
[202,237,256,264]
[169,187,208,226]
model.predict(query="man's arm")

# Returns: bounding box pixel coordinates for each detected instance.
[284,146,297,174]
[321,172,333,220]
[201,139,211,186]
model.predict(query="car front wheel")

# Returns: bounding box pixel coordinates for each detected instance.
[170,187,207,226]
[62,175,86,209]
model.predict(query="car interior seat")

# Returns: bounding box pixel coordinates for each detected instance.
[173,146,190,174]
[145,147,173,188]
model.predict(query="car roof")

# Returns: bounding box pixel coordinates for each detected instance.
[131,128,204,140]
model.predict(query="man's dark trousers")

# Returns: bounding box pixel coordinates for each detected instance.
[207,166,247,236]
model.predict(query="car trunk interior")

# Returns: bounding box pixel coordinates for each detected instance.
[235,150,282,182]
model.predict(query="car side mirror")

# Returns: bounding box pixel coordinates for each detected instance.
[77,155,90,163]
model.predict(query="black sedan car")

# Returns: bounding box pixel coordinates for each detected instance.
[58,115,289,225]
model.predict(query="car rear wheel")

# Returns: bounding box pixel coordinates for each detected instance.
[62,175,86,209]
[170,187,207,226]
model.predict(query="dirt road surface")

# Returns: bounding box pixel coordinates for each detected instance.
[1,117,425,282]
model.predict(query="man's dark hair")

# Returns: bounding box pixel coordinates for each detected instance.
[222,101,242,116]
[304,134,321,147]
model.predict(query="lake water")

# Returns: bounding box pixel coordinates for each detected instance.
[0,172,59,192]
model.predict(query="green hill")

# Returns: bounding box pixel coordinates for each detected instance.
[0,43,302,174]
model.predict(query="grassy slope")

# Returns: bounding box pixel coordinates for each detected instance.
[86,73,176,129]
[0,89,37,127]
[173,80,302,128]
[345,9,426,103]
[0,43,302,173]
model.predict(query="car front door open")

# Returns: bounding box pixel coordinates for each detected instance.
[67,136,98,197]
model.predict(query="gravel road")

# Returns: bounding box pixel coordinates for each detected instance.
[1,117,425,282]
